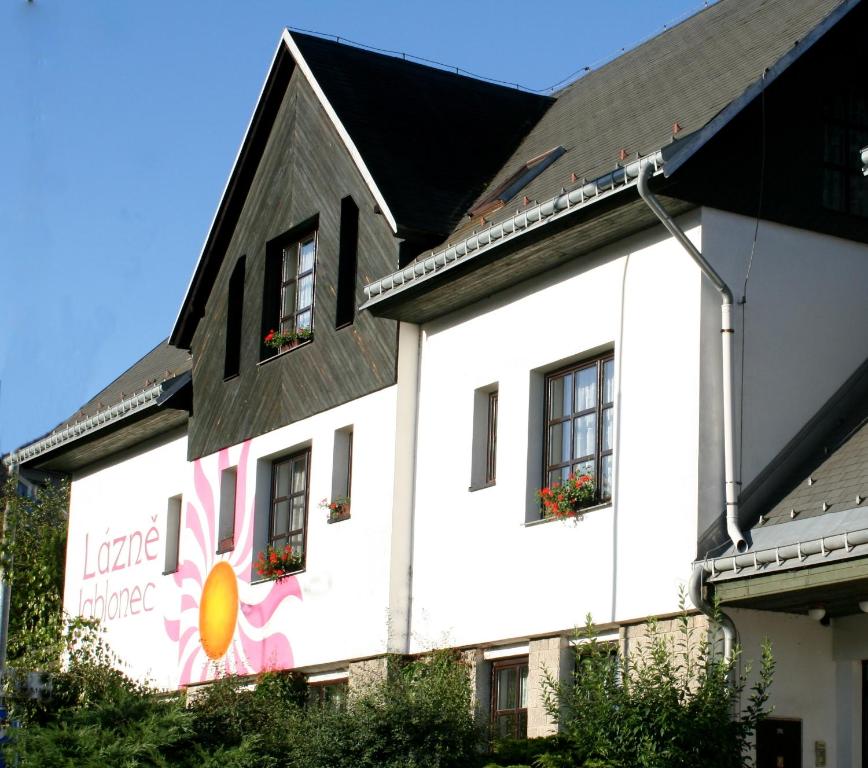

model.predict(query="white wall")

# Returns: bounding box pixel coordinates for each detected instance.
[732,608,844,767]
[64,385,402,689]
[409,219,706,651]
[65,432,189,689]
[701,209,868,498]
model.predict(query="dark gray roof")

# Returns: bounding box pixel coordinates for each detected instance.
[48,340,190,437]
[6,340,192,470]
[291,32,552,238]
[453,0,849,238]
[171,33,552,349]
[763,419,868,527]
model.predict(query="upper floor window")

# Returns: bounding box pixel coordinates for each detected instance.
[470,384,498,491]
[822,87,868,217]
[281,233,317,337]
[269,449,311,565]
[262,220,318,359]
[543,355,614,507]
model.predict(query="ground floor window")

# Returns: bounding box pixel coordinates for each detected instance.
[491,657,528,738]
[308,679,348,710]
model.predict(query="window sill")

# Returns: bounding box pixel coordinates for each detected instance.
[327,511,351,524]
[524,501,611,527]
[223,373,240,383]
[468,481,496,493]
[251,568,305,585]
[257,338,313,367]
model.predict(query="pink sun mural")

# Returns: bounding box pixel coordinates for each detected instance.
[163,440,303,685]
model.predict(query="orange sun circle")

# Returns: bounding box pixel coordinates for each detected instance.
[199,561,239,660]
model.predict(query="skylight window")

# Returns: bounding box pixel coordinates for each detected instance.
[469,146,566,219]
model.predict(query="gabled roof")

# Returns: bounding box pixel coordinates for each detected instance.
[170,30,551,349]
[460,0,854,235]
[6,340,191,471]
[697,356,868,586]
[363,0,860,319]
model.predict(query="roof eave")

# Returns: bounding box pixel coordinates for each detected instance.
[3,371,191,470]
[361,151,665,315]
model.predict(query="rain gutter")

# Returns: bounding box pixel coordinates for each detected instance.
[361,150,665,310]
[699,525,868,580]
[2,371,191,469]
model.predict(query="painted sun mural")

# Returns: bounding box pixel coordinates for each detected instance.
[163,440,303,685]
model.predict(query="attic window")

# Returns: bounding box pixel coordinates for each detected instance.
[469,146,566,219]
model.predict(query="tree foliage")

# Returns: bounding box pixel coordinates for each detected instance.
[0,478,68,671]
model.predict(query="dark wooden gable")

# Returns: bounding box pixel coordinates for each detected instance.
[188,64,399,460]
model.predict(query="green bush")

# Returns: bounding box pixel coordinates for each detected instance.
[4,644,482,768]
[540,597,774,768]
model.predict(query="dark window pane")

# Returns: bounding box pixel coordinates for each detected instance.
[273,500,290,536]
[548,467,569,488]
[549,374,572,419]
[282,248,296,282]
[495,714,516,739]
[548,422,571,466]
[496,667,517,709]
[601,455,613,500]
[824,123,845,164]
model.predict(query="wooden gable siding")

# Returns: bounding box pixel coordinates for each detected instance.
[189,66,399,460]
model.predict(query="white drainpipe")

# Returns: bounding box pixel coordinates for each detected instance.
[688,564,736,663]
[637,164,747,554]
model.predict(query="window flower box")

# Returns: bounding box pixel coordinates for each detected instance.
[263,327,313,353]
[537,474,596,520]
[254,544,304,581]
[321,496,351,524]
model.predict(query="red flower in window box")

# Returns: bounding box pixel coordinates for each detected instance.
[255,544,304,581]
[263,327,313,351]
[320,496,351,523]
[537,473,596,520]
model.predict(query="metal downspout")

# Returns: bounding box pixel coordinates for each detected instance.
[688,564,736,664]
[637,164,747,554]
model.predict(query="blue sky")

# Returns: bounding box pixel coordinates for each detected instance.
[0,0,711,455]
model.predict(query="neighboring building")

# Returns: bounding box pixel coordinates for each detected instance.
[5,0,868,763]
